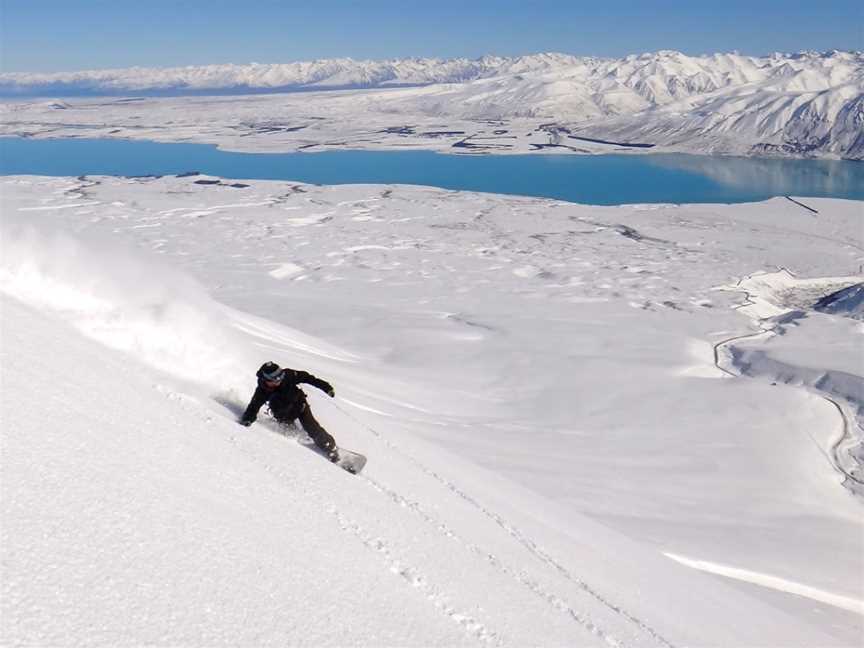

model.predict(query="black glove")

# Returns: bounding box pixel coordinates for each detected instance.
[319,382,335,397]
[238,418,253,427]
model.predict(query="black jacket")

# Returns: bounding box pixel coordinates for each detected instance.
[241,369,333,424]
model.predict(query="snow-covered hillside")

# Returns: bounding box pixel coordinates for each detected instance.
[0,50,856,105]
[2,174,862,645]
[1,50,861,158]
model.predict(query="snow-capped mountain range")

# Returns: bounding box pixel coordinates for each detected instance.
[1,50,858,97]
[2,50,862,158]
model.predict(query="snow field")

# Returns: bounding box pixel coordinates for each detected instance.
[2,174,863,645]
[0,293,841,648]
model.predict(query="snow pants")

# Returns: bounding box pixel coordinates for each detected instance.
[278,402,336,452]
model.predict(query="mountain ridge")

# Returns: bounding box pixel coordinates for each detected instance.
[2,50,859,93]
[1,50,861,159]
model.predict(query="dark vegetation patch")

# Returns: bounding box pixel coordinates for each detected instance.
[539,123,571,134]
[568,135,655,148]
[192,179,249,188]
[421,131,466,137]
[235,122,310,136]
[529,143,591,153]
[379,126,416,135]
[452,135,513,151]
[752,135,831,157]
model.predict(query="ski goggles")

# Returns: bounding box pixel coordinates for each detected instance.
[262,373,284,387]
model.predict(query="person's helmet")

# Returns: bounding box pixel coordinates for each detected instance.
[257,361,284,385]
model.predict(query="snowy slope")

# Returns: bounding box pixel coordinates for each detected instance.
[1,243,838,648]
[2,175,863,645]
[1,50,861,158]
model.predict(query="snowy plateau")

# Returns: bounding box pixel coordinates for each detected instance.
[1,172,863,646]
[1,50,863,159]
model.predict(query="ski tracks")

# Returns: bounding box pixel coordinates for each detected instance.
[360,474,623,647]
[323,501,504,647]
[197,391,674,646]
[369,468,674,648]
[332,403,677,648]
[199,399,503,646]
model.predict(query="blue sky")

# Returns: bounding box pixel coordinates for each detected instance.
[1,0,861,72]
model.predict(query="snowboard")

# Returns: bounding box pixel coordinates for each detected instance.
[331,448,367,475]
[245,416,366,474]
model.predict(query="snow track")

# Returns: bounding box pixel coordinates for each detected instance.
[359,474,621,646]
[222,423,506,645]
[323,503,504,647]
[228,402,665,647]
[213,413,508,646]
[372,479,667,648]
[338,405,674,648]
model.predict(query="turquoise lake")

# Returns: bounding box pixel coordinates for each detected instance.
[1,136,862,205]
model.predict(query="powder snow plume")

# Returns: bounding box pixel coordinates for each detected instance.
[0,216,254,392]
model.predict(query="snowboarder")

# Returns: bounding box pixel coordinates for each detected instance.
[239,361,340,462]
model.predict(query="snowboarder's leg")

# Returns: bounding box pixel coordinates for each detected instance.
[298,404,338,460]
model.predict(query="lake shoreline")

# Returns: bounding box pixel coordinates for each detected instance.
[2,135,863,206]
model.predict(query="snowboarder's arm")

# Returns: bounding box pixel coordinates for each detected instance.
[240,387,269,425]
[295,371,335,397]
